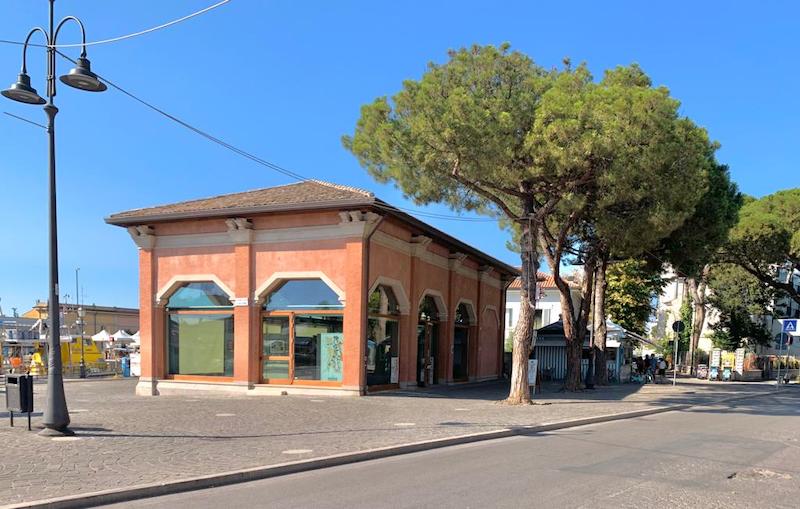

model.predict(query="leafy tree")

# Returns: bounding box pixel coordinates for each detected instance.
[658,164,742,370]
[605,259,665,334]
[677,296,693,353]
[345,45,713,395]
[721,189,800,306]
[710,314,770,351]
[707,264,774,350]
[533,64,713,389]
[344,44,563,403]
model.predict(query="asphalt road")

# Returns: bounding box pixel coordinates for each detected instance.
[107,389,799,509]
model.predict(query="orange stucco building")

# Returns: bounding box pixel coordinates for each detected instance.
[107,181,516,396]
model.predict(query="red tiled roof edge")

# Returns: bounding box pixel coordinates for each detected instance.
[508,272,568,289]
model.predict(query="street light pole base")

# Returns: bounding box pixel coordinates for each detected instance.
[38,426,75,437]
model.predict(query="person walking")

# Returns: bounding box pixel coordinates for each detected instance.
[657,357,667,383]
[644,354,653,383]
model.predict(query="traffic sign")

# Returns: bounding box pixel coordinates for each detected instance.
[672,320,685,333]
[779,318,798,336]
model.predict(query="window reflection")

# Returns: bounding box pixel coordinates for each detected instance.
[167,281,234,377]
[261,278,344,383]
[265,279,343,311]
[367,285,400,386]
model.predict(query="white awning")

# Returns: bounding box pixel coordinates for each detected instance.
[111,329,135,343]
[92,329,112,342]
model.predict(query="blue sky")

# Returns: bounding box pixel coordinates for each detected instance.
[1,0,798,313]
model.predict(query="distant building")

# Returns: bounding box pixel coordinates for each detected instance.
[651,266,800,357]
[650,267,717,353]
[21,301,139,337]
[504,271,581,344]
[504,271,630,382]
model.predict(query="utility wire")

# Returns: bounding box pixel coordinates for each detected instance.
[0,0,231,49]
[3,111,45,129]
[51,51,499,224]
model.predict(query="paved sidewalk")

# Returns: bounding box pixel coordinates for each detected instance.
[0,378,782,506]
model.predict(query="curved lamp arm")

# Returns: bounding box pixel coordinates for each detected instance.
[20,27,49,74]
[54,16,88,58]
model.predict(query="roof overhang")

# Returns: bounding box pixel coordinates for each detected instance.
[105,198,376,226]
[107,197,519,278]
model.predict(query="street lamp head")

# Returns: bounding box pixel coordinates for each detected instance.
[1,72,46,105]
[59,57,106,92]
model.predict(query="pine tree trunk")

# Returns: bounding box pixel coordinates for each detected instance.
[593,256,609,385]
[564,336,583,391]
[688,268,708,375]
[507,286,533,404]
[562,259,596,392]
[506,196,539,405]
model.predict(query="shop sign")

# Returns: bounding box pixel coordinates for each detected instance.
[528,359,538,394]
[734,348,745,375]
[710,349,722,368]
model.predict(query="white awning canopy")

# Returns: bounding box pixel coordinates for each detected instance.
[92,329,112,343]
[111,329,135,343]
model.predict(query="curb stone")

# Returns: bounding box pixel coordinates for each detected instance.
[4,388,791,509]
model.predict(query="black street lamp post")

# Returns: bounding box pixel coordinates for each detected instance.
[2,0,106,436]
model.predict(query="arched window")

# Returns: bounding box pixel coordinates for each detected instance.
[368,285,400,316]
[166,281,234,377]
[455,303,471,326]
[262,278,344,384]
[418,295,440,322]
[264,279,344,311]
[367,285,400,386]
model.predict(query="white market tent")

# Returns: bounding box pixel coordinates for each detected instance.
[111,330,135,344]
[131,330,140,344]
[91,329,112,343]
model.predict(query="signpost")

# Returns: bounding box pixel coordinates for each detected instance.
[776,319,798,386]
[671,320,685,386]
[734,348,745,380]
[528,359,538,398]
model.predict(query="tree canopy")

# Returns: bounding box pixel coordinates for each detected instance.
[344,44,718,393]
[605,259,664,334]
[658,164,742,278]
[344,44,559,402]
[707,264,774,350]
[722,189,800,305]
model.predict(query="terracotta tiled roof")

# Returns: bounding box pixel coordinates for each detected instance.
[508,272,557,289]
[106,179,520,277]
[106,180,375,223]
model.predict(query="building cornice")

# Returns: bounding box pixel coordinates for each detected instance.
[139,220,378,250]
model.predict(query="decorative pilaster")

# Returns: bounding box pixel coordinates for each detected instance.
[227,218,256,385]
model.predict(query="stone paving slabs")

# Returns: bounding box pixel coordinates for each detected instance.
[0,378,781,506]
